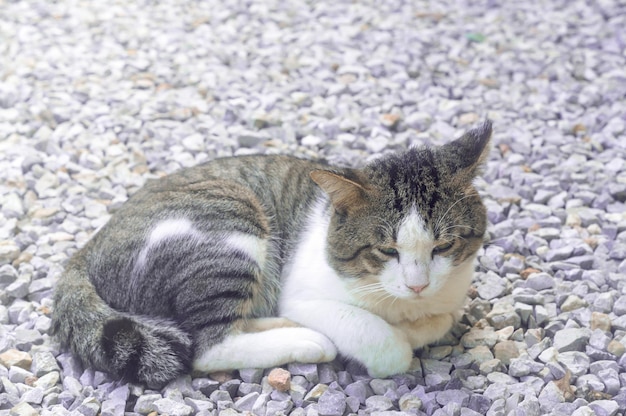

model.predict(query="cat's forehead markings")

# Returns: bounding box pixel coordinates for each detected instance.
[397,207,433,249]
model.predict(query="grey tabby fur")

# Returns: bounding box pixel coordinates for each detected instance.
[52,120,492,385]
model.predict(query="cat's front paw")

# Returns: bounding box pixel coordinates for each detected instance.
[360,328,413,378]
[290,328,337,364]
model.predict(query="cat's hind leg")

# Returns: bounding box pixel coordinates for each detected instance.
[192,322,337,373]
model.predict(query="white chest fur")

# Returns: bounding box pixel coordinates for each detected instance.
[279,199,349,309]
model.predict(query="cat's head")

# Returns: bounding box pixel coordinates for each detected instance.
[311,120,491,301]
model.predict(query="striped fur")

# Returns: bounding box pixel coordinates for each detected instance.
[52,121,492,384]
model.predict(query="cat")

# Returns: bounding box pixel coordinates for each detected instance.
[52,120,491,385]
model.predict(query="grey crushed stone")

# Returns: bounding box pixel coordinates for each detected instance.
[1,0,626,415]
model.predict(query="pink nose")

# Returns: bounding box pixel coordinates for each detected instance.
[408,284,429,294]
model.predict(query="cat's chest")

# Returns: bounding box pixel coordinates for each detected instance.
[354,295,431,324]
[279,201,348,303]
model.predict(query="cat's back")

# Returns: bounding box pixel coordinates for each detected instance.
[142,154,330,233]
[110,154,328,228]
[82,154,329,314]
[146,154,326,193]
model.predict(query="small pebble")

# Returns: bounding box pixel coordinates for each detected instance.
[0,350,32,370]
[317,389,346,416]
[553,328,592,352]
[590,312,612,332]
[561,295,588,312]
[268,368,291,392]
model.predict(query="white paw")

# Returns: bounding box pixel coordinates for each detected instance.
[359,328,413,378]
[290,328,337,363]
[366,343,412,378]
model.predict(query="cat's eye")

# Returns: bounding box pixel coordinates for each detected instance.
[378,247,399,257]
[432,241,454,256]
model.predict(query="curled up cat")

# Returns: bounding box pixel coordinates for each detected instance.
[52,120,492,385]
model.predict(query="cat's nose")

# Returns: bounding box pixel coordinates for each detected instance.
[407,284,429,294]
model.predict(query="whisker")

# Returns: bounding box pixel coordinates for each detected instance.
[374,293,395,307]
[349,282,385,292]
[434,194,477,235]
[439,231,469,243]
[350,289,386,298]
[371,215,397,239]
[349,283,388,298]
[438,224,479,234]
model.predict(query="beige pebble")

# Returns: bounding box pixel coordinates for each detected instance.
[607,340,625,357]
[304,383,328,401]
[565,213,582,227]
[267,367,291,392]
[590,311,612,332]
[496,326,515,341]
[0,349,32,370]
[561,295,587,312]
[208,370,235,383]
[493,340,520,365]
[31,207,59,219]
[520,267,541,280]
[587,224,601,235]
[459,112,480,125]
[12,251,33,266]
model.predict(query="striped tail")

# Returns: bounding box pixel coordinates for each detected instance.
[52,256,193,386]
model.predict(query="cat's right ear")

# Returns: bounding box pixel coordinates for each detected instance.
[442,119,492,179]
[310,170,367,214]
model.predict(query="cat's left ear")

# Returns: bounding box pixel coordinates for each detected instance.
[310,170,367,214]
[442,119,492,179]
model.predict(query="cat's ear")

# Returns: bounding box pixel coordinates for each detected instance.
[442,119,492,179]
[310,170,367,214]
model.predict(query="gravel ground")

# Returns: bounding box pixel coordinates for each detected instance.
[1,0,625,415]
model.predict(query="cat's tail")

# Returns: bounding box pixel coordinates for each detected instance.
[52,256,193,386]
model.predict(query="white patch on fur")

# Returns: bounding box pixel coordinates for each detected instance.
[135,218,203,274]
[149,218,195,244]
[280,199,346,303]
[397,208,432,250]
[193,327,336,372]
[375,207,459,301]
[224,232,267,269]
